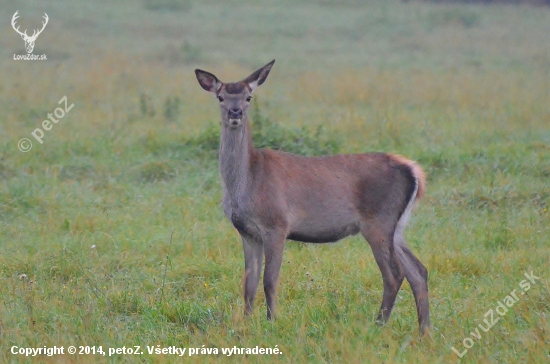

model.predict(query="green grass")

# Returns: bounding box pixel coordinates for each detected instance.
[1,0,549,362]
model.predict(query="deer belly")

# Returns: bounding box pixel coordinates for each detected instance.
[286,198,360,243]
[287,223,360,243]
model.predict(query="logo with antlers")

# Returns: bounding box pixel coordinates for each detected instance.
[11,11,49,54]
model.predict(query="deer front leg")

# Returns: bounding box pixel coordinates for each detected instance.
[242,234,264,315]
[262,230,286,320]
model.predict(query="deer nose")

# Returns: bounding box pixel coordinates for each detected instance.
[228,109,242,119]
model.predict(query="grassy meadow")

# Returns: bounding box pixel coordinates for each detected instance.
[1,0,549,362]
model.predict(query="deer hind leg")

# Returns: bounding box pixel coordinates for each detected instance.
[361,223,405,325]
[242,234,264,315]
[391,184,430,334]
[394,232,430,334]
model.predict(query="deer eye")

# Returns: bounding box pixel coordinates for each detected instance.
[217,96,224,102]
[246,96,252,102]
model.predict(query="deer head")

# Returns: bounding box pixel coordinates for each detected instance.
[12,11,49,54]
[195,60,275,129]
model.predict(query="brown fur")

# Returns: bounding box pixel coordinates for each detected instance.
[388,154,426,200]
[223,82,249,94]
[195,60,431,334]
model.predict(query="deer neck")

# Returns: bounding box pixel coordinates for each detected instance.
[219,118,255,204]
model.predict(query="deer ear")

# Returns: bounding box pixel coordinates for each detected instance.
[195,69,222,93]
[244,60,275,92]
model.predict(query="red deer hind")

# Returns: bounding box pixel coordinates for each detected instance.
[195,60,430,334]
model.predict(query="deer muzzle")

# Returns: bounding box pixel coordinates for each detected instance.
[228,109,243,127]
